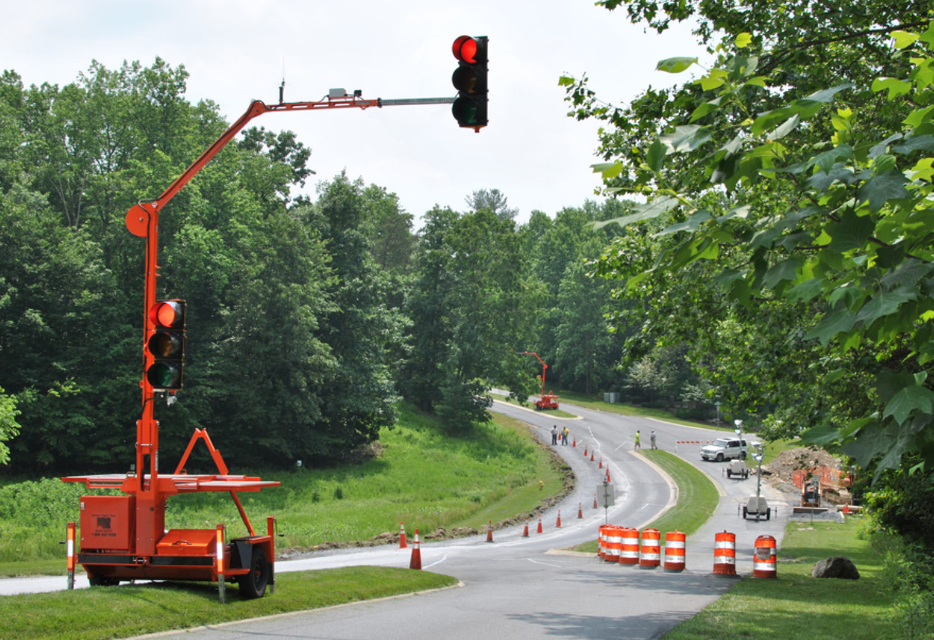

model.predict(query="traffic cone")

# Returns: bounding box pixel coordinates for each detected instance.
[593,493,598,509]
[399,521,408,549]
[843,504,850,514]
[578,502,583,519]
[556,510,562,528]
[599,458,603,469]
[572,438,576,447]
[523,517,529,537]
[584,447,588,457]
[590,452,594,462]
[486,520,494,543]
[606,469,611,483]
[537,515,543,533]
[409,529,421,570]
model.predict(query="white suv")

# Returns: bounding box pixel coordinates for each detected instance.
[701,438,751,462]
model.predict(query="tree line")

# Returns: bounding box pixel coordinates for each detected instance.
[0,59,664,474]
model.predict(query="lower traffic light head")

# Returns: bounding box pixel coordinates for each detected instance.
[452,96,487,128]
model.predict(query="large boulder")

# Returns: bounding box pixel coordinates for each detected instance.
[812,556,860,579]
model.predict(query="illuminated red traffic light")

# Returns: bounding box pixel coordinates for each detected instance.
[453,36,479,64]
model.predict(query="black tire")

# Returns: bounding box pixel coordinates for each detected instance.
[740,451,747,460]
[238,546,269,599]
[744,470,749,479]
[742,506,747,519]
[716,453,724,462]
[766,508,771,521]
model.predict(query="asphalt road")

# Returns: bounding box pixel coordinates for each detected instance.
[1,400,796,639]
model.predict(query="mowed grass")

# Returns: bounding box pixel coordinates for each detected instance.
[573,450,719,553]
[555,390,733,430]
[664,518,899,640]
[488,392,579,419]
[0,566,458,640]
[0,404,565,575]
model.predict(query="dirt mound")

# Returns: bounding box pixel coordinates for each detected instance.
[760,447,851,504]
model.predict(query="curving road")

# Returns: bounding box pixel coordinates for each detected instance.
[1,400,794,639]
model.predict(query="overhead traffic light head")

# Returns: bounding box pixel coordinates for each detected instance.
[451,35,488,130]
[146,300,186,391]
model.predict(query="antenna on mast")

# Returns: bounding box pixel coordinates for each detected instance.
[279,58,286,104]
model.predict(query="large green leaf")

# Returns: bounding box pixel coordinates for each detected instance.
[657,57,698,73]
[661,125,713,153]
[893,135,934,154]
[656,210,712,236]
[884,385,934,426]
[645,138,667,172]
[787,277,824,302]
[762,258,802,290]
[855,288,918,326]
[592,196,680,229]
[857,170,910,213]
[804,306,857,344]
[826,210,875,253]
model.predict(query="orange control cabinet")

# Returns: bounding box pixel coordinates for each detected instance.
[80,496,135,552]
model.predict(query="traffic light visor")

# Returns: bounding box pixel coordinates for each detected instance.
[149,301,184,328]
[453,36,479,64]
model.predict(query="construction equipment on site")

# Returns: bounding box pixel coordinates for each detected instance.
[521,351,559,410]
[61,83,466,602]
[801,475,822,508]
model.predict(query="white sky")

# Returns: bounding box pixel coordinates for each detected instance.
[0,1,705,226]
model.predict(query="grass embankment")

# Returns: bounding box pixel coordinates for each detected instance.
[555,390,733,430]
[0,405,565,576]
[574,450,720,553]
[488,391,578,419]
[0,566,458,640]
[664,518,899,639]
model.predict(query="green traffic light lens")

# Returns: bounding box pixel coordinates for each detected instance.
[147,362,181,389]
[453,97,485,127]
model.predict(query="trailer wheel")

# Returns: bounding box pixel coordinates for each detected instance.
[766,508,771,521]
[238,546,269,599]
[742,506,747,519]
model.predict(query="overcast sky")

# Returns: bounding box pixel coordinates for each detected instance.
[1,1,705,226]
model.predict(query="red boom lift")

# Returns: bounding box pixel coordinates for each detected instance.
[521,351,559,410]
[61,91,428,602]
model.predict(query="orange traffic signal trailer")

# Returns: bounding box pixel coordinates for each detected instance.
[58,53,480,600]
[62,428,279,600]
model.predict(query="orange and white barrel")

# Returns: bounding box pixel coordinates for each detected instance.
[605,526,623,562]
[664,530,686,572]
[753,535,777,578]
[713,531,736,575]
[619,527,640,565]
[639,528,661,568]
[597,524,607,559]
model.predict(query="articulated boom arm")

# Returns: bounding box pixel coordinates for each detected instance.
[521,351,548,397]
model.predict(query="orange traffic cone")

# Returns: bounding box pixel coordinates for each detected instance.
[409,529,421,570]
[537,515,543,534]
[556,510,562,528]
[843,504,850,514]
[523,517,530,537]
[599,458,603,469]
[606,469,611,483]
[399,521,408,549]
[578,502,583,519]
[572,438,576,447]
[486,520,494,543]
[590,452,594,462]
[584,447,588,457]
[593,493,598,509]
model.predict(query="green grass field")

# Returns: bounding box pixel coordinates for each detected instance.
[664,518,899,639]
[0,566,458,640]
[0,404,566,575]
